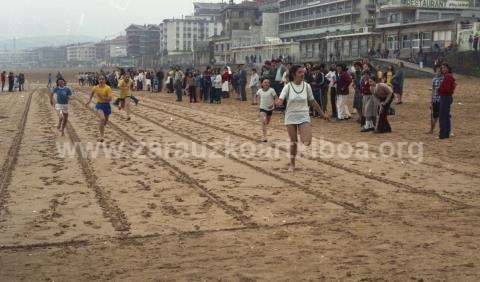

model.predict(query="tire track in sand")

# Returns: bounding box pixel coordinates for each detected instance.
[136,99,474,209]
[139,94,480,180]
[69,98,255,227]
[0,90,35,216]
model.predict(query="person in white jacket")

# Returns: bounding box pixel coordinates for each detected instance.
[249,68,260,105]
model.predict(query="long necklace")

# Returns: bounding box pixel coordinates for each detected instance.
[290,81,305,94]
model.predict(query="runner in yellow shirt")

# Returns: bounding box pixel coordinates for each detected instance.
[118,74,133,120]
[85,76,115,142]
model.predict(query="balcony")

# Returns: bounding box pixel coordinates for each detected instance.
[376,16,415,26]
[280,0,350,13]
[280,8,356,25]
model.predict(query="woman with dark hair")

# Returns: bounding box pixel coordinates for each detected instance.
[276,65,327,171]
[393,62,405,104]
[438,63,456,139]
[49,78,72,136]
[310,65,327,117]
[85,75,115,142]
[185,72,196,103]
[336,64,352,121]
[360,71,375,132]
[385,64,395,87]
[213,68,223,104]
[221,67,231,98]
[325,65,337,118]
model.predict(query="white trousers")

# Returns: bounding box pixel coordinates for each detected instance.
[336,95,351,119]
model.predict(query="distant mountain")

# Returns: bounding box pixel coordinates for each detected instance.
[0,35,100,51]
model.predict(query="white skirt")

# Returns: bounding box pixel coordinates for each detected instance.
[221,81,229,92]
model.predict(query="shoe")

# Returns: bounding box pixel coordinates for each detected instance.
[361,127,374,132]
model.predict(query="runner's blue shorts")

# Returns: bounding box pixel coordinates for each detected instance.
[95,103,111,116]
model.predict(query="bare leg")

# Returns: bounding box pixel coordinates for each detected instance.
[97,110,107,142]
[298,122,312,146]
[260,112,268,141]
[286,125,299,171]
[61,113,68,136]
[57,113,62,130]
[124,98,131,120]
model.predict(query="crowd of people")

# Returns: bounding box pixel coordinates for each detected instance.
[47,58,456,170]
[0,71,26,92]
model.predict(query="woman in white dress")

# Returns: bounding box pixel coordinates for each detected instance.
[276,65,328,171]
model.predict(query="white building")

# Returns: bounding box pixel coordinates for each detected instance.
[66,43,96,62]
[110,44,127,58]
[160,15,223,54]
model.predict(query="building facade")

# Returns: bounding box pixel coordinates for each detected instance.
[278,0,377,62]
[32,46,68,68]
[159,15,222,66]
[125,24,160,67]
[193,2,228,20]
[66,43,96,63]
[375,0,480,60]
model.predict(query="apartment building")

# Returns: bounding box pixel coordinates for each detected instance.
[125,24,161,66]
[160,16,222,54]
[66,43,96,62]
[278,0,377,62]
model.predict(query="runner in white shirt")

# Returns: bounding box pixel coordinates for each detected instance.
[276,65,328,171]
[255,78,277,142]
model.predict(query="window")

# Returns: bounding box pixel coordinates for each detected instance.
[233,22,239,29]
[402,34,411,49]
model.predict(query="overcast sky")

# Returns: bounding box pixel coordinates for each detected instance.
[0,0,203,39]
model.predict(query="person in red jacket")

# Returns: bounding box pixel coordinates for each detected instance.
[335,64,352,120]
[438,63,456,139]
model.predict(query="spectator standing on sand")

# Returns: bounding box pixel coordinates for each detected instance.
[221,67,231,98]
[156,69,164,92]
[1,71,6,92]
[428,67,443,134]
[8,72,14,92]
[325,65,338,118]
[360,71,376,132]
[249,68,260,105]
[174,68,183,102]
[438,63,456,140]
[352,62,364,124]
[212,68,222,104]
[18,73,25,91]
[336,64,352,121]
[202,67,212,103]
[393,62,405,105]
[310,65,326,117]
[185,72,196,103]
[238,64,247,102]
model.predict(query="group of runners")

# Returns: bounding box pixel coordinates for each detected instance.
[48,59,456,170]
[49,72,135,141]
